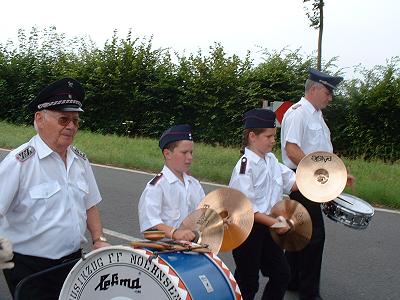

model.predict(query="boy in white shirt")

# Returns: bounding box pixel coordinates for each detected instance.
[138,124,205,241]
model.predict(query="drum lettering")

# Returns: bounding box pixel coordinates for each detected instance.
[111,273,119,286]
[121,277,141,289]
[69,289,78,299]
[168,284,180,298]
[163,276,171,288]
[94,273,142,291]
[95,274,111,291]
[143,257,152,271]
[151,264,161,277]
[130,254,144,267]
[108,252,122,263]
[81,268,89,280]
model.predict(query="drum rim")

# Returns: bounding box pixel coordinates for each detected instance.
[328,193,375,215]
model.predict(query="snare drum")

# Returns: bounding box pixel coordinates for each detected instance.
[59,245,241,300]
[321,193,374,229]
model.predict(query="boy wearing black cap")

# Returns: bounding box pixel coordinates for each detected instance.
[229,108,298,300]
[138,124,205,241]
[281,69,355,300]
[0,78,109,299]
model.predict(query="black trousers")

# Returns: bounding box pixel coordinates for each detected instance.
[285,190,325,300]
[3,250,81,300]
[233,222,290,300]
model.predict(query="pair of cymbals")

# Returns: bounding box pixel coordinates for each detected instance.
[178,207,224,254]
[269,199,312,251]
[195,187,254,252]
[296,151,347,203]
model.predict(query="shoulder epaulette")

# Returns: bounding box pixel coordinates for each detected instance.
[149,173,163,185]
[71,146,87,160]
[292,103,301,110]
[15,146,35,162]
[239,157,247,174]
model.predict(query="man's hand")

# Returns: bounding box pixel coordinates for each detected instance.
[346,174,356,187]
[0,237,14,269]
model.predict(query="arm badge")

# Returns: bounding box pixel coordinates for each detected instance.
[71,146,87,160]
[15,146,35,162]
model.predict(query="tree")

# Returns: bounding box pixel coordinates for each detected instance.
[303,0,324,70]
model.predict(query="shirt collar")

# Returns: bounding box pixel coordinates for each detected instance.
[34,134,54,159]
[301,97,319,114]
[162,165,191,185]
[244,147,264,164]
[34,134,78,163]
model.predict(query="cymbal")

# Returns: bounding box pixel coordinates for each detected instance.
[296,151,347,203]
[178,208,224,254]
[269,199,312,251]
[197,187,254,252]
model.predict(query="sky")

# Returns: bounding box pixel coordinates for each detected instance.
[1,0,399,79]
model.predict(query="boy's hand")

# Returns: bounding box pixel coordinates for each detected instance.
[270,216,291,235]
[173,229,196,241]
[0,237,14,269]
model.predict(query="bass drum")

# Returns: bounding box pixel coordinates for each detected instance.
[321,193,374,229]
[59,245,242,300]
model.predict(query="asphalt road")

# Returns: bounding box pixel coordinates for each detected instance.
[1,150,399,299]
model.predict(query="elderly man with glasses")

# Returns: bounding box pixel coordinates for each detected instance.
[0,78,110,299]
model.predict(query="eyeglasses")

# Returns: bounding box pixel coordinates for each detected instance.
[44,111,82,128]
[57,116,82,127]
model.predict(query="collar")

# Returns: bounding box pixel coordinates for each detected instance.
[301,97,319,115]
[34,134,54,159]
[244,147,267,164]
[34,134,78,163]
[162,165,191,185]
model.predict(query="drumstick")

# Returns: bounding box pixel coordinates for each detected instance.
[130,241,171,250]
[336,196,353,205]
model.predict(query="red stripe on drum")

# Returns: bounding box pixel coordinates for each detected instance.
[206,253,243,300]
[132,247,192,300]
[157,255,192,300]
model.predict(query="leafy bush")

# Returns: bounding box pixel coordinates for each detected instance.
[1,27,399,161]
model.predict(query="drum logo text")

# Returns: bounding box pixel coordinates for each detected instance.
[94,273,141,291]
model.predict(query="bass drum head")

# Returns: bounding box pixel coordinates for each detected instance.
[59,245,241,300]
[59,246,187,300]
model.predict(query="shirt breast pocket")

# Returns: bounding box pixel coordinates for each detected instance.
[29,181,61,221]
[307,123,323,145]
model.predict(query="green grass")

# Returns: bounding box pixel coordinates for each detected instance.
[1,121,399,209]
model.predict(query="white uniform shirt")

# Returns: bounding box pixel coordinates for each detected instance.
[138,165,205,232]
[229,148,295,214]
[0,135,102,259]
[281,97,333,169]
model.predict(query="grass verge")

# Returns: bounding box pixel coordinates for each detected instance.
[1,121,399,209]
